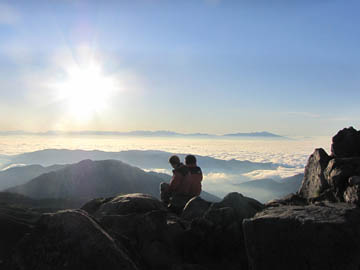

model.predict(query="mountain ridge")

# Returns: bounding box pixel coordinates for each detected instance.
[6,159,220,202]
[0,129,286,138]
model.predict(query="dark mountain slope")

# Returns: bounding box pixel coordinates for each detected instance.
[7,159,220,202]
[0,164,66,191]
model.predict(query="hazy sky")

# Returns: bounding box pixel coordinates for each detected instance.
[0,0,359,136]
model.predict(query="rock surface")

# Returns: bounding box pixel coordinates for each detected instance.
[83,193,168,218]
[11,209,138,270]
[0,205,40,266]
[243,203,360,270]
[298,127,360,204]
[299,148,331,199]
[80,192,263,270]
[181,196,212,221]
[331,127,360,158]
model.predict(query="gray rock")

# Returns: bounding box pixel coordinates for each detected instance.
[265,193,307,207]
[299,148,331,199]
[243,203,360,270]
[12,209,138,270]
[348,176,360,186]
[344,185,360,205]
[85,193,167,218]
[100,210,185,270]
[324,157,360,199]
[181,196,212,221]
[206,192,264,222]
[331,127,360,158]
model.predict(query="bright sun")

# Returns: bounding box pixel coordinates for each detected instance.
[55,62,117,120]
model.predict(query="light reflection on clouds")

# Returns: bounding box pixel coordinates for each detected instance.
[0,135,330,169]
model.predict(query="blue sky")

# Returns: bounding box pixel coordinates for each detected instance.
[0,0,359,136]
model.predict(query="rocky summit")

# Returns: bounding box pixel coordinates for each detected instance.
[2,192,264,270]
[243,126,360,270]
[2,127,360,270]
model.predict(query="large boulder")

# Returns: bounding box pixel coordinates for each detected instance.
[205,192,264,221]
[299,148,331,199]
[265,193,307,207]
[243,203,360,270]
[181,196,212,221]
[11,209,138,270]
[181,193,264,270]
[83,193,186,270]
[344,185,360,205]
[324,157,360,198]
[100,210,185,270]
[82,193,167,218]
[331,127,360,158]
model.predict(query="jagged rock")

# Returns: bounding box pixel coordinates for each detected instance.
[81,197,114,215]
[344,185,360,205]
[331,127,360,158]
[348,176,360,186]
[265,193,307,207]
[181,196,212,221]
[11,209,138,270]
[205,192,264,221]
[299,148,331,199]
[86,194,186,270]
[324,157,360,200]
[83,193,167,218]
[243,203,360,270]
[180,193,263,270]
[100,210,185,270]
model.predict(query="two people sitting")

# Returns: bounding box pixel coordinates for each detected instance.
[160,154,203,214]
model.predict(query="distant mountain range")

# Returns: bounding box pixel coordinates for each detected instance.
[5,159,220,203]
[234,174,304,202]
[0,130,287,138]
[0,164,66,190]
[223,131,284,138]
[0,149,292,173]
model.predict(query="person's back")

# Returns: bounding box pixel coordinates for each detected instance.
[170,162,190,195]
[185,155,203,197]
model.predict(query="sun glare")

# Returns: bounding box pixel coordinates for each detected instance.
[54,62,117,120]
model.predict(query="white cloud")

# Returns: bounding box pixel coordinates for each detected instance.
[243,166,304,181]
[0,4,20,25]
[144,168,171,175]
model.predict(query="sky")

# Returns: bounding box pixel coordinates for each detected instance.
[0,0,359,136]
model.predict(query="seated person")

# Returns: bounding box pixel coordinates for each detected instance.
[160,155,192,214]
[185,154,203,197]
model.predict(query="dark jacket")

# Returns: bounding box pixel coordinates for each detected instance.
[187,165,203,196]
[167,163,191,195]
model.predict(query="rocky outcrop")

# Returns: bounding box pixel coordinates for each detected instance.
[298,127,360,205]
[83,193,168,218]
[243,202,360,270]
[80,192,263,270]
[299,148,331,199]
[181,196,212,221]
[331,127,360,158]
[11,209,138,270]
[180,193,264,270]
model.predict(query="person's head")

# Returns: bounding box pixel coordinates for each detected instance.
[169,155,181,168]
[185,155,197,166]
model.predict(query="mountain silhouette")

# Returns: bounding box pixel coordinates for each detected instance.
[7,159,219,202]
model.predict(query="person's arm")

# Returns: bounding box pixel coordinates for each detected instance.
[167,171,182,194]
